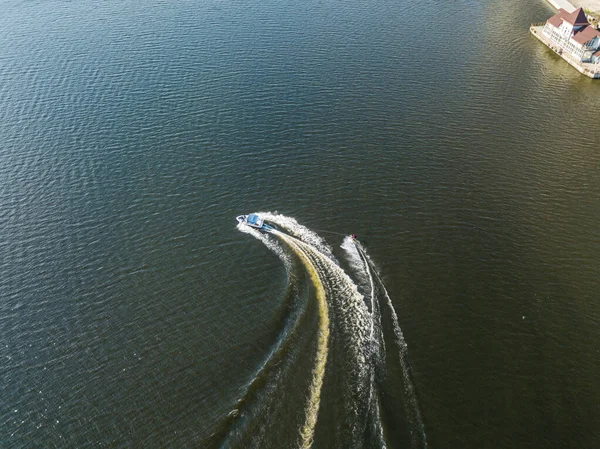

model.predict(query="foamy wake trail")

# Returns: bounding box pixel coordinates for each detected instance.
[272,229,373,448]
[233,214,402,448]
[256,212,336,261]
[273,231,330,449]
[341,237,386,449]
[376,275,427,449]
[345,238,428,449]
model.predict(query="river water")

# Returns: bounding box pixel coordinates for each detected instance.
[1,0,599,447]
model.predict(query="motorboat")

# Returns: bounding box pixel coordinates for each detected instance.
[236,214,272,232]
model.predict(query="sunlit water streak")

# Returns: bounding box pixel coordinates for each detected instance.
[272,232,330,449]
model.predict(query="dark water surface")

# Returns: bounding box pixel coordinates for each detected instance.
[1,0,599,447]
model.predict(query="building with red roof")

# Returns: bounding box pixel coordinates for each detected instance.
[542,7,600,63]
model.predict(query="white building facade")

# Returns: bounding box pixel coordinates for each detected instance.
[542,8,600,63]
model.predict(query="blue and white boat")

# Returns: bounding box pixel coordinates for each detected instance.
[236,214,272,232]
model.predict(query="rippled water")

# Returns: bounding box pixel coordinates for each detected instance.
[1,0,599,447]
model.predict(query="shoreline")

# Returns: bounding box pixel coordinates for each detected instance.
[545,0,576,12]
[545,0,600,18]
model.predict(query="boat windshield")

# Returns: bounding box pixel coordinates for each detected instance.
[247,214,261,225]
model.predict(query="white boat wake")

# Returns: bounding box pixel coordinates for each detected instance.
[207,212,427,449]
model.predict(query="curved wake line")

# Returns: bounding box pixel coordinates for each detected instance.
[341,237,376,324]
[356,242,428,449]
[355,245,387,449]
[237,222,293,267]
[342,237,387,449]
[258,212,337,262]
[234,214,405,448]
[218,285,311,443]
[274,231,330,449]
[205,225,308,448]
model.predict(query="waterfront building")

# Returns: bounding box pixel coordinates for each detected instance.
[542,8,600,62]
[530,6,600,78]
